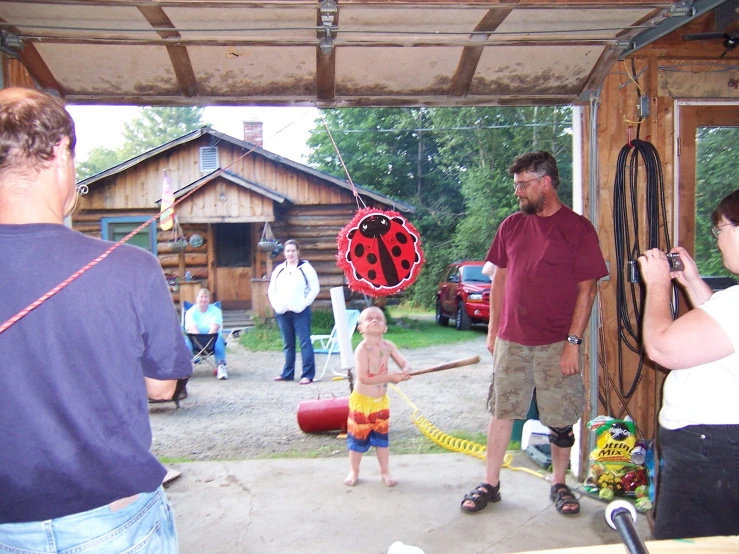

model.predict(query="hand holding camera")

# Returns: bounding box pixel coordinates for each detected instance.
[628,251,684,284]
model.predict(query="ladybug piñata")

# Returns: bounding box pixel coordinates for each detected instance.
[337,208,424,297]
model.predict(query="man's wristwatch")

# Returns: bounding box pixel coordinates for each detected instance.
[567,334,582,346]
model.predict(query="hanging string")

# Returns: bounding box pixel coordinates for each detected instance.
[319,111,367,210]
[1,116,310,335]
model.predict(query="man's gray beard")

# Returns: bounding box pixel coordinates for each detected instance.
[520,195,546,215]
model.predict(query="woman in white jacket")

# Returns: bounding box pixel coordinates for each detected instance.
[268,240,320,384]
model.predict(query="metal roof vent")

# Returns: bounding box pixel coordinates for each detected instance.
[199,146,219,172]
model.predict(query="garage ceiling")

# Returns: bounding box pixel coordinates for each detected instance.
[0,1,726,107]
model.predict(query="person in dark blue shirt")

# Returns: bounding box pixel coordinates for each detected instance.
[0,87,192,553]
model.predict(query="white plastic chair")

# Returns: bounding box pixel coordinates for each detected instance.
[311,309,360,381]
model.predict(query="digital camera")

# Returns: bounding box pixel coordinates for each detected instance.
[627,253,684,284]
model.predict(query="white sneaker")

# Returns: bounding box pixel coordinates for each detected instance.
[216,364,228,380]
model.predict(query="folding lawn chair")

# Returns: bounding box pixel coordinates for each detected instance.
[311,309,360,381]
[182,301,222,375]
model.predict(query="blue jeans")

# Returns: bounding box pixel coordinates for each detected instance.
[0,487,177,553]
[276,308,315,381]
[184,332,226,365]
[654,424,739,540]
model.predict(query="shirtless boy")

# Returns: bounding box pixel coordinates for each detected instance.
[344,307,411,487]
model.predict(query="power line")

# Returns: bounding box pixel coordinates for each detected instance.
[310,121,573,134]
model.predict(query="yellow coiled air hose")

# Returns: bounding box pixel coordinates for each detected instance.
[389,383,546,480]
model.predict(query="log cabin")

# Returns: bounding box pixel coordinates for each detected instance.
[72,123,414,312]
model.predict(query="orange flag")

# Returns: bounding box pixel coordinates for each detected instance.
[160,172,174,231]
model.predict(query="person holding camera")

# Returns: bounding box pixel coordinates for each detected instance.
[638,189,739,540]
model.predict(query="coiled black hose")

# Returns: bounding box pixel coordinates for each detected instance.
[612,139,677,399]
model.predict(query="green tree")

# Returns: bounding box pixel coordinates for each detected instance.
[121,107,207,157]
[428,106,573,262]
[76,145,125,181]
[307,108,464,306]
[76,106,208,181]
[695,126,739,278]
[307,106,573,307]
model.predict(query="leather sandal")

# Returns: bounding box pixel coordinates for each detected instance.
[461,482,501,513]
[550,483,580,515]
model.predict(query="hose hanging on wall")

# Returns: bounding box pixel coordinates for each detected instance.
[612,138,678,400]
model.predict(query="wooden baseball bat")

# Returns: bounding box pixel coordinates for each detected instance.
[407,355,481,376]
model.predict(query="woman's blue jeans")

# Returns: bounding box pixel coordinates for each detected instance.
[0,487,177,553]
[276,308,315,381]
[653,423,739,540]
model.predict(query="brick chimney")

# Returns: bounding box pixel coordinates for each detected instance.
[243,120,263,146]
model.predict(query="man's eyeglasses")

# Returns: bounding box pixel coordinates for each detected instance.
[711,223,734,238]
[513,176,542,191]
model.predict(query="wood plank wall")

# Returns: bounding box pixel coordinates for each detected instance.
[585,55,678,443]
[1,58,35,88]
[77,138,355,212]
[269,203,357,305]
[177,180,275,223]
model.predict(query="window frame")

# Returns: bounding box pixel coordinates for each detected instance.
[101,216,158,255]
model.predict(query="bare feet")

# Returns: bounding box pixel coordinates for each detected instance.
[381,473,398,487]
[344,470,359,486]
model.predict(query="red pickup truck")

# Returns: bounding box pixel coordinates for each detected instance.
[435,260,491,330]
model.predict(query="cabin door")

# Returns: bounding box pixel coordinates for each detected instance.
[213,223,253,309]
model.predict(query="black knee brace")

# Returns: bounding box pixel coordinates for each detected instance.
[548,426,575,448]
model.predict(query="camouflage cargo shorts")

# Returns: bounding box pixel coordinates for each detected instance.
[487,338,585,428]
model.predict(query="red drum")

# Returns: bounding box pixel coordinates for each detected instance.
[297,394,350,433]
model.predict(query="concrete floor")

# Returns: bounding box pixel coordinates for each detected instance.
[164,451,653,554]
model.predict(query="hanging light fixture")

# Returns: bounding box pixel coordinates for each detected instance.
[318,0,337,55]
[319,30,334,55]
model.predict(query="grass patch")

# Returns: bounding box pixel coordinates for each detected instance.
[239,317,287,351]
[402,429,519,453]
[158,456,195,464]
[387,302,433,319]
[240,313,480,351]
[254,444,346,459]
[249,432,521,461]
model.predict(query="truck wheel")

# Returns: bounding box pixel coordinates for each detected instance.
[436,300,449,326]
[456,301,471,331]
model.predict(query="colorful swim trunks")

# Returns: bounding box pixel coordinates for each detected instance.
[346,390,390,453]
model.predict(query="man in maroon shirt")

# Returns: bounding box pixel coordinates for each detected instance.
[461,151,607,516]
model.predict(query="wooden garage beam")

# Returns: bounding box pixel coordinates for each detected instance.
[0,17,63,94]
[138,6,200,98]
[20,36,610,48]
[449,4,518,97]
[18,1,674,7]
[578,45,621,100]
[315,1,338,103]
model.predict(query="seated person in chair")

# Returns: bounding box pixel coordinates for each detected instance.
[185,288,228,380]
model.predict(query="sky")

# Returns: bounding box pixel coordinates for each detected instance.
[65,105,320,165]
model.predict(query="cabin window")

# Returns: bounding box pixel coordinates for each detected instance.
[101,216,157,254]
[215,223,252,267]
[200,146,219,172]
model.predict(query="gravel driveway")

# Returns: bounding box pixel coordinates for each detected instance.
[149,330,493,461]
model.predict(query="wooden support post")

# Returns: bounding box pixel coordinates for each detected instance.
[178,249,186,280]
[207,223,216,295]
